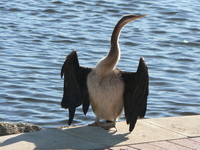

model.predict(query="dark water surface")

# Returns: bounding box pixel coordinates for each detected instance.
[0,0,199,128]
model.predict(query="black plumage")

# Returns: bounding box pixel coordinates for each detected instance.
[61,14,149,132]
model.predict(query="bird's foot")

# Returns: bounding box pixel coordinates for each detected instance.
[88,121,105,126]
[100,121,117,131]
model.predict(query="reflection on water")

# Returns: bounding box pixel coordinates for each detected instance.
[0,0,199,128]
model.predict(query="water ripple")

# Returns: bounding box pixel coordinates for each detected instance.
[0,0,199,128]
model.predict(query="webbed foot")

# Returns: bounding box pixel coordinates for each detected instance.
[88,121,105,126]
[88,117,105,126]
[100,120,117,131]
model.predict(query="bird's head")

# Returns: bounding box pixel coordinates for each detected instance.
[118,14,147,27]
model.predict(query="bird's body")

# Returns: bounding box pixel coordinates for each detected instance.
[61,14,149,132]
[87,69,124,121]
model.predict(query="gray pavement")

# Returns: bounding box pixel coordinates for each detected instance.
[0,115,200,150]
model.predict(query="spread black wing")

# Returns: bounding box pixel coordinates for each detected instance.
[61,50,92,125]
[121,57,149,132]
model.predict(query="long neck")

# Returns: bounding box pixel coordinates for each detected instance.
[107,23,123,61]
[95,20,124,76]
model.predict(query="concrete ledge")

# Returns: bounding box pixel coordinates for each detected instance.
[0,115,200,150]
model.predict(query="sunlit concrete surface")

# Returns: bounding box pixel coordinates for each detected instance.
[0,115,200,150]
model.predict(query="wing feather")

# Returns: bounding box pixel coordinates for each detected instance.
[61,50,91,125]
[122,57,149,132]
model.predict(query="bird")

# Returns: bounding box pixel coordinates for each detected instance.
[60,14,149,132]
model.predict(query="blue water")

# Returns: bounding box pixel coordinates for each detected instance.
[0,0,199,128]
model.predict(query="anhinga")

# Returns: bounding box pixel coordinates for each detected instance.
[61,14,149,132]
